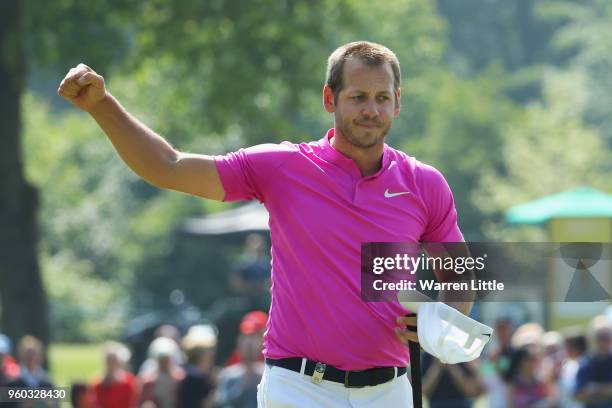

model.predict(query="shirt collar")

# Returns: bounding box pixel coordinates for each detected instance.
[319,128,392,179]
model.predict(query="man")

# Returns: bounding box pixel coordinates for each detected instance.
[91,341,139,408]
[58,41,471,407]
[559,328,587,408]
[231,234,271,295]
[7,335,53,389]
[225,311,268,366]
[176,324,218,408]
[422,352,484,408]
[139,337,185,408]
[6,335,55,408]
[574,316,612,408]
[216,311,268,407]
[482,315,517,408]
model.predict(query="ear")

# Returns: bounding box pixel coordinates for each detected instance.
[323,85,336,113]
[394,88,401,117]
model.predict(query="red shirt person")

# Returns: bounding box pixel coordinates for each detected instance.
[91,342,139,408]
[225,311,268,367]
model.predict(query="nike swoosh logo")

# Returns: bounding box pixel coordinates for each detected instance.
[384,189,410,198]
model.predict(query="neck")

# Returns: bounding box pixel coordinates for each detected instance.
[330,128,384,177]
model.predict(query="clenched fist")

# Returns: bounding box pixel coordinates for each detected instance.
[57,63,106,112]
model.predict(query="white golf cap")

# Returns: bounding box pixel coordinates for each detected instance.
[399,292,493,364]
[182,324,217,349]
[148,336,180,359]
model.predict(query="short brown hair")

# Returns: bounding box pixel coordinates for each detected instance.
[326,41,401,99]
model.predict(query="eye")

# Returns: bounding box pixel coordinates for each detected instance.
[351,95,366,101]
[377,95,390,101]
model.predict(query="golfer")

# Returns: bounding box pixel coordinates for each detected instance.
[58,41,472,407]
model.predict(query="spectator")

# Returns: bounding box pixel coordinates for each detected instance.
[230,234,271,311]
[542,331,565,383]
[0,334,20,386]
[559,328,587,408]
[574,315,612,408]
[421,352,484,408]
[8,335,53,388]
[482,316,517,408]
[215,312,267,408]
[177,324,218,408]
[139,337,185,408]
[507,345,559,408]
[91,342,138,408]
[225,311,267,367]
[512,323,546,351]
[138,325,183,378]
[71,382,96,408]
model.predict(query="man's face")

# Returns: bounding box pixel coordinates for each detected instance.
[238,333,264,363]
[495,320,514,346]
[595,326,612,356]
[325,57,400,149]
[105,354,117,372]
[23,347,42,369]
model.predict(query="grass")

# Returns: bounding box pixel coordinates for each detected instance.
[48,343,103,387]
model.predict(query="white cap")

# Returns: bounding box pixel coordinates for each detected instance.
[399,294,493,364]
[182,324,217,349]
[148,337,180,359]
[511,323,544,348]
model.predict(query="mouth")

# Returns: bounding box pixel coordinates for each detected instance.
[356,123,380,129]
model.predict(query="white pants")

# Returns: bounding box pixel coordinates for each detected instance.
[257,364,413,407]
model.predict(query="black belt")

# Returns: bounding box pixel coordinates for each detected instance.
[265,357,406,388]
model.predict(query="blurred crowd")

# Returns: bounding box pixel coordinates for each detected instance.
[0,310,267,408]
[1,230,610,408]
[423,310,612,408]
[1,309,610,408]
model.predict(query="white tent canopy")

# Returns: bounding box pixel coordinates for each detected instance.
[179,201,269,236]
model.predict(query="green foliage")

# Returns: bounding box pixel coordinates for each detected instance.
[398,67,520,239]
[23,0,133,72]
[437,0,564,74]
[43,251,125,342]
[126,0,347,144]
[540,0,612,146]
[475,69,612,240]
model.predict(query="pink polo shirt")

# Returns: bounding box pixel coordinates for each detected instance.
[214,128,463,370]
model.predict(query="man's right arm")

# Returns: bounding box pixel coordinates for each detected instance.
[57,63,225,201]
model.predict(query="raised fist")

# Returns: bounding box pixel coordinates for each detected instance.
[57,63,106,111]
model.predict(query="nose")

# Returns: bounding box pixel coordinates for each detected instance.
[361,99,379,119]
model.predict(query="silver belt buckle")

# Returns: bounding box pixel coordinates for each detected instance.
[312,362,326,384]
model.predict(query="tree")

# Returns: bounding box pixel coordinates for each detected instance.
[0,1,49,345]
[0,0,134,344]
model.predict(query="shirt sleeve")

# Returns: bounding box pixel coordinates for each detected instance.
[214,142,297,202]
[418,164,464,243]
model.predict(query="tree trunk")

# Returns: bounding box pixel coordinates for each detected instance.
[0,0,49,347]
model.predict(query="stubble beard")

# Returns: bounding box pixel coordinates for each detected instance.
[336,112,392,149]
